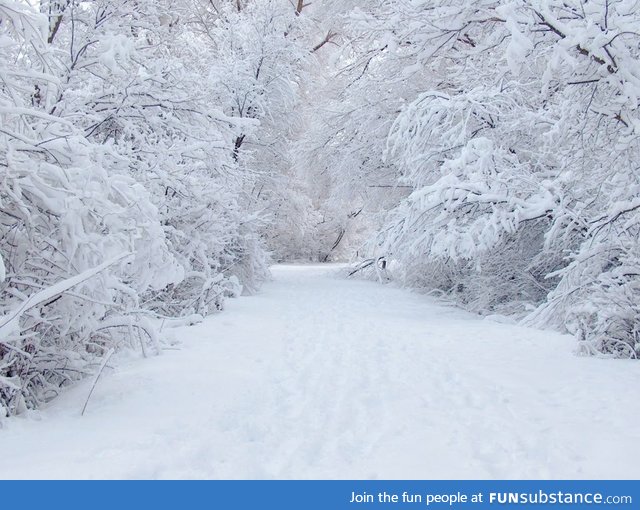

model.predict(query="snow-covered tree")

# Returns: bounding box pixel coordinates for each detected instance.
[41,0,270,307]
[289,1,422,261]
[354,0,640,357]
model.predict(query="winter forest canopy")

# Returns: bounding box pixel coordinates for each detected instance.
[1,0,639,417]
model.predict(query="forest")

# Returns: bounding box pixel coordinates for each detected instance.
[1,0,639,420]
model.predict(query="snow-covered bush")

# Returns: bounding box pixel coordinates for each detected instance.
[0,0,284,416]
[0,2,182,415]
[42,0,271,310]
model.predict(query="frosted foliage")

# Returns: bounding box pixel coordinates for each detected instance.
[0,2,181,415]
[204,0,319,263]
[0,0,293,416]
[330,0,640,357]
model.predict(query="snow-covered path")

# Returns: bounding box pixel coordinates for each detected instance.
[1,265,638,479]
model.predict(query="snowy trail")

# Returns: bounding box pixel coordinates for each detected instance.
[0,265,638,479]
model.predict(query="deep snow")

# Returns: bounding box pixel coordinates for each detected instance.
[0,265,638,479]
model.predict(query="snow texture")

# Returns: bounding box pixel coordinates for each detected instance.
[0,265,637,479]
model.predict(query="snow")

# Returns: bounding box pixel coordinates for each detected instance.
[0,253,132,341]
[0,264,638,479]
